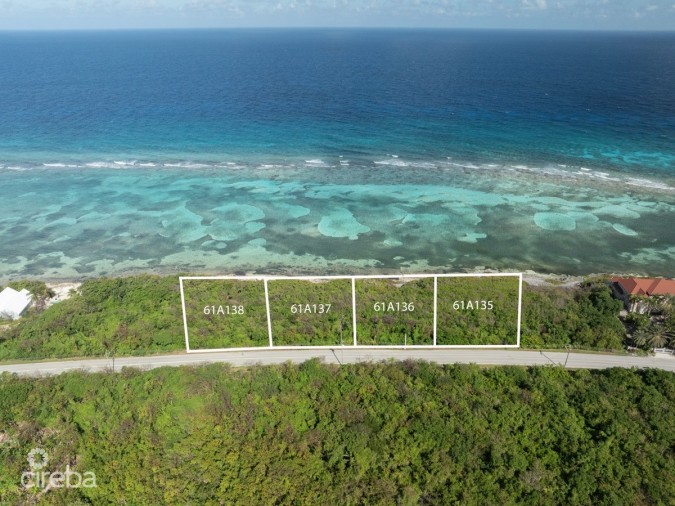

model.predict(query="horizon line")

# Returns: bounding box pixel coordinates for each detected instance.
[0,26,673,34]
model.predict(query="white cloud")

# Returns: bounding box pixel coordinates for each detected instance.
[1,0,674,28]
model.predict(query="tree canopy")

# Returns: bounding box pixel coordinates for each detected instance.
[0,362,673,504]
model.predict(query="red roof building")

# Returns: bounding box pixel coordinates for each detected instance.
[611,277,675,312]
[611,277,675,297]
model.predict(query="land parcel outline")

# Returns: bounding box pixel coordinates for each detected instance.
[180,273,522,352]
[355,277,434,346]
[436,276,521,345]
[267,278,353,346]
[180,278,269,350]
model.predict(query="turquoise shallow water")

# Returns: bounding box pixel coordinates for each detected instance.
[0,30,673,279]
[1,161,673,280]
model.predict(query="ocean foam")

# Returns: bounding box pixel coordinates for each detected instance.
[409,162,437,169]
[626,178,674,191]
[2,157,672,196]
[374,159,409,167]
[162,162,211,169]
[258,164,287,169]
[43,163,79,169]
[85,162,118,168]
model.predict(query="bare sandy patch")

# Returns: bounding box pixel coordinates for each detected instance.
[46,282,81,307]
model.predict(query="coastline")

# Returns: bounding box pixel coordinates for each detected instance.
[25,269,592,288]
[5,269,594,317]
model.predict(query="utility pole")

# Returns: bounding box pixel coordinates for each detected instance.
[105,348,115,373]
[564,344,571,368]
[539,350,557,366]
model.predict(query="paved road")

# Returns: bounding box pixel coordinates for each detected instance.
[1,349,673,376]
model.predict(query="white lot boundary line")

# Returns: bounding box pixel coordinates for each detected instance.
[433,276,438,346]
[519,273,524,347]
[264,278,273,347]
[352,278,358,347]
[179,273,521,280]
[179,273,522,353]
[178,277,190,353]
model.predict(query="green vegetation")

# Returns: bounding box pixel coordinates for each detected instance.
[521,281,625,350]
[6,280,55,312]
[268,279,353,346]
[624,296,675,351]
[182,279,268,349]
[0,362,673,504]
[666,303,675,341]
[437,276,520,345]
[0,276,183,360]
[0,274,635,360]
[355,278,434,345]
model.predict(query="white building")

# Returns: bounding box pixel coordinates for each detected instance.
[0,287,33,320]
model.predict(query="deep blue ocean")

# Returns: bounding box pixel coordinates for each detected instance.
[0,29,673,279]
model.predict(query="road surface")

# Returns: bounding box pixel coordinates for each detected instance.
[0,349,673,376]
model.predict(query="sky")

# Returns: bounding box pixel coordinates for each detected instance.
[0,0,673,31]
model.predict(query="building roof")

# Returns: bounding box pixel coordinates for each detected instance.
[0,287,33,320]
[612,277,675,297]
